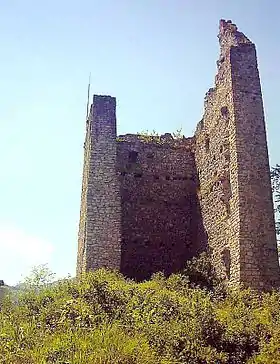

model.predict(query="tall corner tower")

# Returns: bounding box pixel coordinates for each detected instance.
[195,20,280,289]
[76,95,122,276]
[225,20,280,289]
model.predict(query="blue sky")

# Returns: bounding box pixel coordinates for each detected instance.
[1,0,279,285]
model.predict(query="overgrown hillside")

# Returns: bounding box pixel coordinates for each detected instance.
[1,254,280,364]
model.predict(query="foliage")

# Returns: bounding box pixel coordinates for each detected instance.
[137,129,162,144]
[172,127,185,140]
[183,251,221,288]
[116,128,185,145]
[18,264,56,291]
[136,128,184,146]
[1,257,280,363]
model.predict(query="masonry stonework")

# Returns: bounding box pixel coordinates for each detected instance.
[116,134,207,280]
[77,20,280,289]
[77,96,122,275]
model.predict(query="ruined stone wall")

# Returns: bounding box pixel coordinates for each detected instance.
[116,134,206,280]
[77,20,280,289]
[195,20,280,289]
[194,21,241,286]
[230,39,280,289]
[76,95,122,275]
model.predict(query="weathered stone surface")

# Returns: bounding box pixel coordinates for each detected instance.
[77,20,280,290]
[76,95,122,275]
[117,135,206,280]
[194,19,280,290]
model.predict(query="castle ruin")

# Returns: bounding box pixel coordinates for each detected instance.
[76,20,280,289]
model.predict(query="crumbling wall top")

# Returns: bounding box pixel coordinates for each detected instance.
[117,133,194,149]
[218,19,252,51]
[219,19,238,35]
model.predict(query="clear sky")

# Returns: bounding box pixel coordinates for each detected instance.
[1,0,279,285]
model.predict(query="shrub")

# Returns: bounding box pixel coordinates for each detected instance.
[1,257,280,363]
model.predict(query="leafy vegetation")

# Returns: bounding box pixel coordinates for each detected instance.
[0,167,279,363]
[1,254,280,364]
[136,128,185,145]
[116,128,185,146]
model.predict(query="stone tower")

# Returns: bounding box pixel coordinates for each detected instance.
[195,20,279,289]
[77,20,280,289]
[76,95,122,275]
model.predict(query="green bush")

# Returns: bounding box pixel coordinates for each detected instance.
[1,256,280,363]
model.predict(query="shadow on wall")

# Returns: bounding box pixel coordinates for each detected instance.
[120,181,208,282]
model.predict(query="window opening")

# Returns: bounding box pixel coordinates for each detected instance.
[205,137,210,152]
[221,248,231,279]
[129,150,139,163]
[221,106,229,118]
